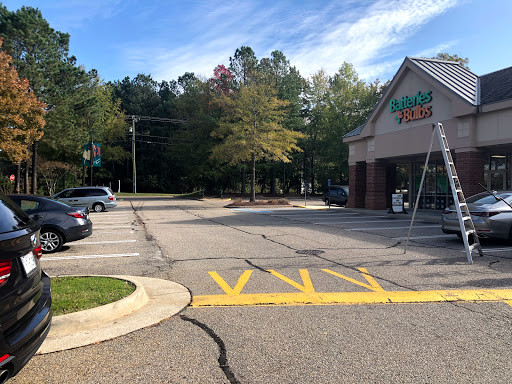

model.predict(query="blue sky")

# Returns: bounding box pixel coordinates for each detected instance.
[2,0,511,83]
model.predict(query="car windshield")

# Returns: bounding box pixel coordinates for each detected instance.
[466,192,512,205]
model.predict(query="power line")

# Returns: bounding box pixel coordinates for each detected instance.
[125,115,186,124]
[126,115,186,193]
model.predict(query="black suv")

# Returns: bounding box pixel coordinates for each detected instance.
[322,185,349,206]
[0,193,52,382]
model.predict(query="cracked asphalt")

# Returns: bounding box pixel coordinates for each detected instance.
[10,197,512,383]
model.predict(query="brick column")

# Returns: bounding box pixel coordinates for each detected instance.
[455,151,485,197]
[365,161,387,210]
[348,162,366,208]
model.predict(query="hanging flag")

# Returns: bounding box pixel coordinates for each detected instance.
[82,143,101,167]
[92,143,101,167]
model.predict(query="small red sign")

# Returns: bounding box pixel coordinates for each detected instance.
[9,174,15,181]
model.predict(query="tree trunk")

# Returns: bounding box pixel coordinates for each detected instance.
[24,161,29,193]
[270,164,277,195]
[250,154,256,202]
[31,141,38,194]
[310,153,315,195]
[15,163,21,193]
[241,167,246,195]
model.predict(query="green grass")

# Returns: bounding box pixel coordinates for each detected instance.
[51,276,135,316]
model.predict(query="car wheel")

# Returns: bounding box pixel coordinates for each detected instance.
[93,203,105,212]
[40,229,63,253]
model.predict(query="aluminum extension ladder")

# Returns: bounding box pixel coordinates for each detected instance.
[404,122,483,264]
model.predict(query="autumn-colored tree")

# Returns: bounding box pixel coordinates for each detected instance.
[209,65,234,95]
[0,39,45,164]
[212,80,305,201]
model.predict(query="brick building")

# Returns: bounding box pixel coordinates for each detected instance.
[343,57,512,210]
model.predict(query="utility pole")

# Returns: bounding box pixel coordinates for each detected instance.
[126,115,185,194]
[131,116,139,193]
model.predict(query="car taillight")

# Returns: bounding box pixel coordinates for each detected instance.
[471,211,501,217]
[0,354,10,364]
[0,260,12,286]
[108,196,114,201]
[66,211,86,218]
[34,245,43,260]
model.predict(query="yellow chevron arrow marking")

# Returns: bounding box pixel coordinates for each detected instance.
[322,268,384,292]
[208,270,253,296]
[267,269,315,293]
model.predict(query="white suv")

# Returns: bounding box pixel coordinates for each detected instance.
[52,186,117,212]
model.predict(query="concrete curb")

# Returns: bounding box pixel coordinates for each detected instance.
[38,275,191,354]
[48,275,149,336]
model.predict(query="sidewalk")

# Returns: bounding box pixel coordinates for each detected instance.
[288,196,443,224]
[38,276,190,354]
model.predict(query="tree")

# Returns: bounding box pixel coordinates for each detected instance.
[209,65,234,95]
[0,5,71,100]
[212,80,305,201]
[229,46,258,87]
[431,53,469,69]
[303,63,387,189]
[0,39,45,164]
[0,5,81,191]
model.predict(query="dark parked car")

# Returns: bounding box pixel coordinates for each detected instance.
[442,191,512,241]
[52,186,117,212]
[8,195,92,253]
[322,185,349,206]
[0,193,52,382]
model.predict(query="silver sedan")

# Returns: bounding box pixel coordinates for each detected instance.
[442,191,512,241]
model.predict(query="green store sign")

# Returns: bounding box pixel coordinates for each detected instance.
[390,90,432,124]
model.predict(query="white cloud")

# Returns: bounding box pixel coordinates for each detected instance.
[119,0,461,82]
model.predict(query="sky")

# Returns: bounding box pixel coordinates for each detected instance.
[2,0,512,84]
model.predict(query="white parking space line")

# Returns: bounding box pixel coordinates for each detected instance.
[467,248,512,254]
[94,225,134,229]
[394,235,454,240]
[347,225,440,231]
[315,219,412,225]
[91,214,131,218]
[95,230,135,234]
[270,212,360,217]
[75,240,137,245]
[91,221,134,224]
[42,253,140,261]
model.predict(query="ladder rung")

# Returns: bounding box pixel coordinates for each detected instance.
[463,216,472,221]
[466,229,475,235]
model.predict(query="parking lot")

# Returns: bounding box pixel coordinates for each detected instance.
[39,199,171,280]
[11,197,512,384]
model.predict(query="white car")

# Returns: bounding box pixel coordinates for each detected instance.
[52,186,117,212]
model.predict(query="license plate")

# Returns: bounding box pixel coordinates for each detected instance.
[20,252,37,276]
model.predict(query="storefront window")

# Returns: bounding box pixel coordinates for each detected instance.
[412,160,454,210]
[485,154,510,191]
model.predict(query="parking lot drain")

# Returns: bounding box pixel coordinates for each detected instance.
[296,250,325,255]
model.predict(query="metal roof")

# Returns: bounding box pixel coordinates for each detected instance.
[480,66,512,105]
[344,125,364,138]
[407,57,478,105]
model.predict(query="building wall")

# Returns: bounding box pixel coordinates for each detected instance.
[476,107,512,145]
[345,61,512,210]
